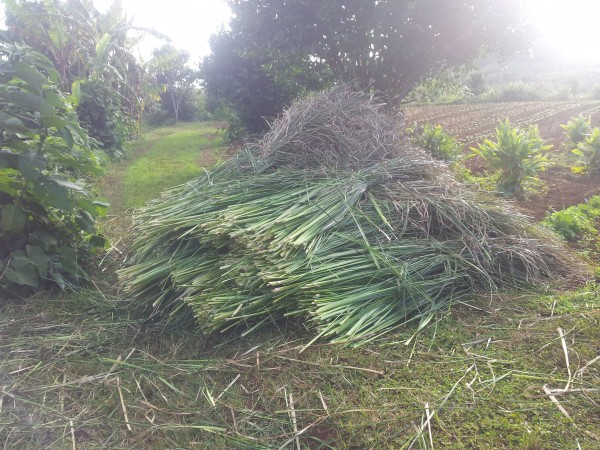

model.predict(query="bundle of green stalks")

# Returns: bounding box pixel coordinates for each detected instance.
[120,86,583,346]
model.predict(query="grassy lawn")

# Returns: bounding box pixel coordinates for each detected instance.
[101,122,226,214]
[2,121,600,449]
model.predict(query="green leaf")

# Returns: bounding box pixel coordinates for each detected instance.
[76,209,96,233]
[18,152,46,182]
[5,263,39,287]
[0,203,27,233]
[13,62,47,92]
[0,111,33,134]
[58,126,74,148]
[49,175,88,193]
[32,177,71,211]
[572,148,585,157]
[78,199,109,217]
[26,245,49,278]
[95,33,112,73]
[70,80,82,106]
[40,114,68,129]
[0,91,56,115]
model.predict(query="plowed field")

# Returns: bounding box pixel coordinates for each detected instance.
[405,101,600,220]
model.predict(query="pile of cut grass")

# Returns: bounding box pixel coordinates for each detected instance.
[120,86,584,346]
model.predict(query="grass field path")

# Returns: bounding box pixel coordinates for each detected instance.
[98,121,225,240]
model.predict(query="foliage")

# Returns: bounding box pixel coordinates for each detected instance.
[201,31,328,133]
[209,0,528,114]
[544,196,600,242]
[466,71,486,96]
[119,87,577,346]
[77,79,135,158]
[572,127,600,175]
[0,40,108,292]
[485,81,543,102]
[407,123,462,161]
[561,114,592,151]
[405,71,468,104]
[4,0,156,147]
[149,45,200,122]
[471,119,551,195]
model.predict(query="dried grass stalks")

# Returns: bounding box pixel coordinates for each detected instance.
[119,86,587,346]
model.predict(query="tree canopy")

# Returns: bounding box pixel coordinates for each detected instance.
[203,0,529,129]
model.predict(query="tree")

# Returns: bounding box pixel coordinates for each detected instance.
[3,0,163,152]
[150,45,200,122]
[204,0,529,122]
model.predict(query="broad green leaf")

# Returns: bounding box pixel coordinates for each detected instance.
[40,114,67,129]
[44,91,65,108]
[76,209,96,233]
[13,62,47,91]
[18,152,46,182]
[5,263,39,287]
[572,148,585,157]
[49,175,87,193]
[70,80,81,106]
[26,245,49,278]
[78,199,109,217]
[0,203,27,232]
[95,33,112,73]
[0,91,56,115]
[32,177,71,211]
[0,111,33,134]
[58,126,74,148]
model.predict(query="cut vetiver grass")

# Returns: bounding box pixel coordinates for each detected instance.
[120,86,586,347]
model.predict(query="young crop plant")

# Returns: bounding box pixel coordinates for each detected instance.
[572,127,600,175]
[544,196,600,256]
[408,122,462,161]
[470,119,551,195]
[561,114,592,151]
[0,40,108,293]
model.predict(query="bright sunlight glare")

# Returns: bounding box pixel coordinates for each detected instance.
[525,0,600,64]
[93,0,231,65]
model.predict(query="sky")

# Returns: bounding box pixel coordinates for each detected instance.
[4,0,600,66]
[525,0,600,64]
[93,0,231,65]
[91,0,600,66]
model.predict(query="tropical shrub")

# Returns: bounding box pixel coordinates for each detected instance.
[471,119,550,195]
[77,79,134,158]
[0,41,108,292]
[561,115,592,151]
[572,127,600,175]
[544,196,600,242]
[408,123,462,161]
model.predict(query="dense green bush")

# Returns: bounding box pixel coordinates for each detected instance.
[544,196,600,242]
[471,119,550,195]
[77,79,135,158]
[0,41,108,292]
[485,81,543,102]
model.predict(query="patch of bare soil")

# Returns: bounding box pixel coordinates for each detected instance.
[519,167,600,220]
